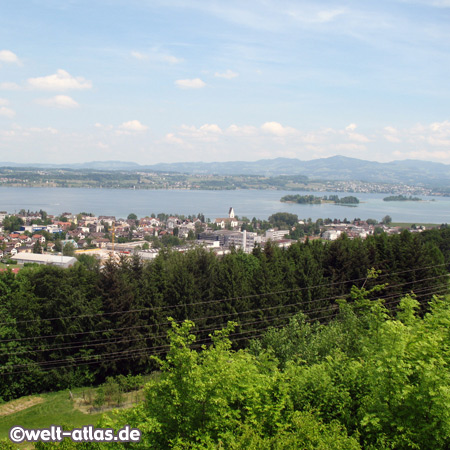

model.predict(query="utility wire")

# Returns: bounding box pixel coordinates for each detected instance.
[1,261,446,327]
[1,272,447,345]
[1,283,447,374]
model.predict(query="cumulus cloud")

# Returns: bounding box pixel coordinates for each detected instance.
[27,69,92,91]
[383,126,401,143]
[94,123,114,130]
[214,69,239,79]
[0,82,21,91]
[28,126,58,134]
[0,99,15,117]
[131,51,149,61]
[342,123,370,143]
[0,50,20,64]
[393,149,450,160]
[175,78,206,89]
[261,121,297,136]
[0,106,15,118]
[132,50,182,64]
[119,120,148,131]
[347,132,370,143]
[37,95,79,108]
[164,133,185,145]
[178,124,223,142]
[226,124,258,136]
[161,54,183,64]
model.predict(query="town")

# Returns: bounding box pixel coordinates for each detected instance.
[0,207,436,269]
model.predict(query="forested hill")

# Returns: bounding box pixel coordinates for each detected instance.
[3,155,450,187]
[147,156,450,186]
[1,228,449,403]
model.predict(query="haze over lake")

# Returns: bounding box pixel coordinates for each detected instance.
[1,187,449,224]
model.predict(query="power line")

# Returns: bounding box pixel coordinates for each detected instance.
[1,261,446,327]
[1,283,447,374]
[0,272,448,345]
[1,281,445,358]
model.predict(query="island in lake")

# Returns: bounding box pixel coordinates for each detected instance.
[280,194,360,205]
[383,195,422,202]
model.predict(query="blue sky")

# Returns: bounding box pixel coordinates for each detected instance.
[1,0,450,164]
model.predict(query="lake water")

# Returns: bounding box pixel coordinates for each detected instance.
[0,187,449,224]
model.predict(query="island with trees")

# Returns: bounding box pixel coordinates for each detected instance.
[383,195,422,201]
[281,194,360,205]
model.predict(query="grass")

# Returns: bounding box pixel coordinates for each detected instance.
[0,388,104,443]
[0,376,156,446]
[0,263,19,269]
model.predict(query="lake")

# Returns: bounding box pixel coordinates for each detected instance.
[0,187,449,224]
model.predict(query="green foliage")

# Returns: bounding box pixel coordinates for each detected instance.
[93,386,105,409]
[0,229,449,408]
[62,242,76,256]
[2,215,24,232]
[268,212,298,228]
[383,195,422,201]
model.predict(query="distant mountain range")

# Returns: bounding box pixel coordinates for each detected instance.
[2,156,450,187]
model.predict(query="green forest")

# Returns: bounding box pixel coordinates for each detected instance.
[1,227,450,448]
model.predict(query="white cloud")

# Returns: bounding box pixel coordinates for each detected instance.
[160,54,183,64]
[0,50,19,64]
[214,69,239,79]
[288,7,346,24]
[178,124,223,142]
[27,69,92,91]
[393,149,450,160]
[94,122,114,130]
[0,82,21,91]
[131,51,149,61]
[198,124,222,134]
[0,106,15,118]
[131,50,182,64]
[261,121,297,136]
[342,123,370,143]
[226,124,258,136]
[383,126,401,143]
[175,78,206,89]
[384,126,398,134]
[119,120,148,132]
[37,95,79,108]
[430,120,450,133]
[384,134,401,143]
[316,9,346,23]
[164,133,185,145]
[0,98,9,106]
[28,127,58,134]
[347,132,370,143]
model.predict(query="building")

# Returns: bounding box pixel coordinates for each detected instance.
[265,229,290,240]
[11,253,77,268]
[198,230,260,253]
[214,207,239,229]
